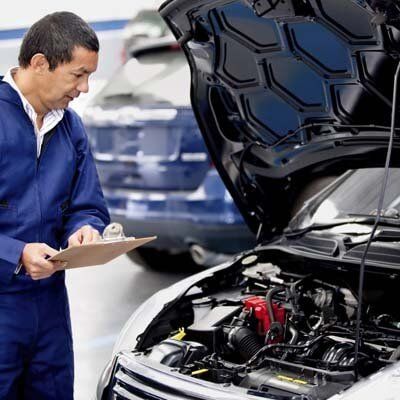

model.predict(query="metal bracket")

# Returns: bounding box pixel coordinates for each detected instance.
[102,222,126,241]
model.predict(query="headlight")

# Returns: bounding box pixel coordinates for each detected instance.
[96,358,115,400]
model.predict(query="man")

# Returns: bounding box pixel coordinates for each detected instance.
[0,12,110,399]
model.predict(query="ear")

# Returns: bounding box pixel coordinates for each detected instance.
[30,53,50,74]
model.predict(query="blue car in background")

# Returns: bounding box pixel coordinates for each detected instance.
[83,42,255,266]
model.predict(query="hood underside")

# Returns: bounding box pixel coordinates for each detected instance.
[159,0,400,238]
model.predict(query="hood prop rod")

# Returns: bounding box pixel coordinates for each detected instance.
[353,60,400,380]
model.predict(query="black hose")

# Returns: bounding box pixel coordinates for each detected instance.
[265,286,285,333]
[289,277,307,314]
[287,323,299,345]
[229,326,263,360]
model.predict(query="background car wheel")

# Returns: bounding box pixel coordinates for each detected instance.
[127,248,198,271]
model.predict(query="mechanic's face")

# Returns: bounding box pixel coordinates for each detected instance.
[39,46,98,111]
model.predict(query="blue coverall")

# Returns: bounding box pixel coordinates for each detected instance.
[0,80,110,399]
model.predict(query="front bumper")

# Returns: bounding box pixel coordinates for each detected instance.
[100,351,400,400]
[103,351,266,400]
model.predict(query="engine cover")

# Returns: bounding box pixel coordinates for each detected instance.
[244,296,286,337]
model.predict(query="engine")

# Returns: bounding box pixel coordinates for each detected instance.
[144,263,400,399]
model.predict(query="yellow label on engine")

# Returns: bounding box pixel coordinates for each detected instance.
[276,375,308,385]
[191,369,209,376]
[293,378,308,385]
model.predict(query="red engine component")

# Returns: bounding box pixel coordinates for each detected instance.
[244,296,286,338]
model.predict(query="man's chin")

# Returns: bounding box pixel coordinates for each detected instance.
[59,98,73,109]
[48,96,74,110]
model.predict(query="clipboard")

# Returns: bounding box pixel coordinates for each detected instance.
[48,223,156,270]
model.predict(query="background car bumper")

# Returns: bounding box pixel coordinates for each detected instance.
[111,212,254,253]
[103,183,255,254]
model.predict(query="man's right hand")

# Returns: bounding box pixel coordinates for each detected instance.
[21,243,64,280]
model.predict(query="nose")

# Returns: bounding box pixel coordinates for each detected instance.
[77,77,89,94]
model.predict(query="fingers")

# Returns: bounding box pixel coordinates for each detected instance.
[28,260,67,280]
[54,261,68,271]
[68,231,83,247]
[21,243,61,280]
[28,258,56,278]
[81,225,94,244]
[81,226,101,244]
[68,225,100,247]
[22,225,100,280]
[93,229,101,242]
[41,243,59,257]
[30,272,52,280]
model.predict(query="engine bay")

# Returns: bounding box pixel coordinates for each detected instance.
[139,258,400,399]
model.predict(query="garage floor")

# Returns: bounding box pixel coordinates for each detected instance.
[66,253,193,400]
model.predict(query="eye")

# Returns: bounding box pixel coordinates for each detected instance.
[74,73,83,78]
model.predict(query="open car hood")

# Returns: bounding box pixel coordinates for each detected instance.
[159,0,400,239]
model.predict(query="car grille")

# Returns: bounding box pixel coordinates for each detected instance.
[111,363,198,400]
[108,352,257,400]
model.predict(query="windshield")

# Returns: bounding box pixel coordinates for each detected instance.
[92,49,190,107]
[292,168,400,230]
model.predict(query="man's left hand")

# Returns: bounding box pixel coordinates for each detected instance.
[68,225,101,247]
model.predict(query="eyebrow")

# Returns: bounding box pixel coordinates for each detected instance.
[73,67,90,74]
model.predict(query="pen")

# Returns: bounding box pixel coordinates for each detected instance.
[14,263,23,275]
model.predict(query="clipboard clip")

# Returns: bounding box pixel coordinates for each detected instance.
[102,222,127,241]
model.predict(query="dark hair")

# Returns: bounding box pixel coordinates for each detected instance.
[18,11,99,70]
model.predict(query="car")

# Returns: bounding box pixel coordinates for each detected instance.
[121,8,175,63]
[83,41,255,267]
[96,0,400,399]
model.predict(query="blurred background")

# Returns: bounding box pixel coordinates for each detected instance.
[0,1,255,398]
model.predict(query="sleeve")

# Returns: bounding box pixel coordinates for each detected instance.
[0,113,26,283]
[60,112,110,247]
[0,234,25,284]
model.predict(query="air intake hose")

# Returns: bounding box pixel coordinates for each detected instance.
[228,326,263,361]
